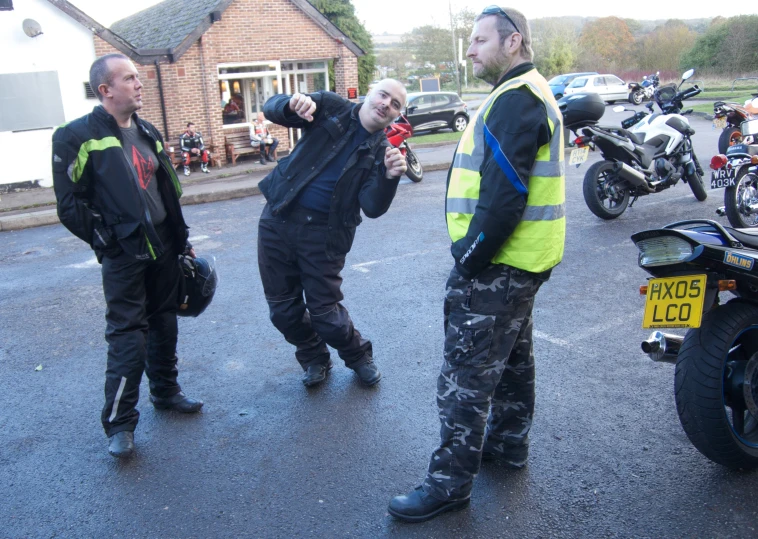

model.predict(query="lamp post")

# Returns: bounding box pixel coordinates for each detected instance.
[449,0,461,96]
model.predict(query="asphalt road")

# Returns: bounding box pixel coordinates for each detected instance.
[2,114,757,537]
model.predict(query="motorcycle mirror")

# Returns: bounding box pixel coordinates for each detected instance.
[682,69,695,80]
[613,105,625,113]
[656,71,660,75]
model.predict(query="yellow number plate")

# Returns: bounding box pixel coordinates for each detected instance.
[569,146,589,166]
[643,275,707,329]
[713,117,727,130]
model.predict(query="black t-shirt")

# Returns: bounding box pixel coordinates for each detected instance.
[120,123,167,225]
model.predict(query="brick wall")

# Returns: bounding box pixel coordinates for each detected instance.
[93,0,360,166]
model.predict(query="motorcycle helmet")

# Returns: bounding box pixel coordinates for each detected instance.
[177,255,218,317]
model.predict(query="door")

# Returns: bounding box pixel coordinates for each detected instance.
[592,76,608,101]
[406,94,434,130]
[432,94,455,128]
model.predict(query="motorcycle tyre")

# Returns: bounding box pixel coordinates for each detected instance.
[676,301,758,469]
[582,160,629,220]
[686,161,707,202]
[724,167,758,228]
[405,148,423,183]
[718,126,742,154]
[629,91,643,105]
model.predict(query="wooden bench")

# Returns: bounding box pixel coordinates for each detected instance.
[224,131,261,166]
[166,140,218,170]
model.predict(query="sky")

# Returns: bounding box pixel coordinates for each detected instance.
[70,0,755,33]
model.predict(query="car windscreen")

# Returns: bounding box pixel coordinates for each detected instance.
[568,78,587,88]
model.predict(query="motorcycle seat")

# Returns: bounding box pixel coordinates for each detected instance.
[727,228,758,250]
[617,128,644,145]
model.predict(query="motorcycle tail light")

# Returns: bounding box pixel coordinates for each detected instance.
[636,237,693,267]
[574,136,588,147]
[710,154,728,170]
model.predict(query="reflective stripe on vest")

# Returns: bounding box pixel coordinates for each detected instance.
[446,68,566,273]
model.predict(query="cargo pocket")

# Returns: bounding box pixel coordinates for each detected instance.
[443,311,496,366]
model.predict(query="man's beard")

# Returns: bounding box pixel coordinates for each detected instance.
[474,49,510,86]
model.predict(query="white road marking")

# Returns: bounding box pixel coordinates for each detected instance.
[533,330,571,347]
[188,235,210,242]
[350,248,447,273]
[65,257,99,269]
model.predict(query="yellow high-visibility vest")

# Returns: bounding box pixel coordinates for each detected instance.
[446,68,565,273]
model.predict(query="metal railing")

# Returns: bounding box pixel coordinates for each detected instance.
[731,77,758,91]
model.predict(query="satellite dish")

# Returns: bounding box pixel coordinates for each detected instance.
[22,19,43,38]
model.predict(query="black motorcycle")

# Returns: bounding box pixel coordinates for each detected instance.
[711,118,758,228]
[634,219,758,468]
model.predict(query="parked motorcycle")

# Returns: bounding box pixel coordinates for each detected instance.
[713,96,758,154]
[385,115,423,182]
[710,117,758,228]
[627,72,660,105]
[634,219,758,468]
[578,69,706,220]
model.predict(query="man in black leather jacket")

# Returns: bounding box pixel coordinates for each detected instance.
[52,54,203,459]
[257,79,407,387]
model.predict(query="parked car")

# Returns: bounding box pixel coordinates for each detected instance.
[547,72,598,100]
[404,91,469,133]
[563,74,627,104]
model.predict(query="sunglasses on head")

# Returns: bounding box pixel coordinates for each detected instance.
[481,5,521,35]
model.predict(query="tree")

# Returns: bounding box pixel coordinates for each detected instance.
[531,19,580,78]
[311,0,376,95]
[681,15,758,73]
[578,17,635,72]
[636,20,697,72]
[401,25,455,68]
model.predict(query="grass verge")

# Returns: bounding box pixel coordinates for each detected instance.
[410,131,462,144]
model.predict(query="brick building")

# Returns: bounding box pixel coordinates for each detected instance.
[50,0,363,166]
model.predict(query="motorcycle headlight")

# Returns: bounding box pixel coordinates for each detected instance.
[636,236,693,267]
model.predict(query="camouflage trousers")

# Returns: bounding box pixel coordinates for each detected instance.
[423,264,545,501]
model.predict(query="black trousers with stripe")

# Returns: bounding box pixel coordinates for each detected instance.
[100,224,182,437]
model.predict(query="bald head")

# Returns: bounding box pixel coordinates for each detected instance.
[359,78,407,133]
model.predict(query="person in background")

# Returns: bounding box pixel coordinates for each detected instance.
[179,122,210,176]
[250,112,279,165]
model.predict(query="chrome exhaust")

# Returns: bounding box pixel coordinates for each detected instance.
[716,206,726,216]
[641,331,684,363]
[612,162,654,192]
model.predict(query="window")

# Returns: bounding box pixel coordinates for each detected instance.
[220,79,247,124]
[0,72,65,132]
[410,96,433,111]
[607,76,624,86]
[593,77,606,86]
[569,78,587,88]
[433,95,451,106]
[0,0,13,11]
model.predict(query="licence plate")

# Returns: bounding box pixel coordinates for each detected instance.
[643,275,707,329]
[711,167,737,188]
[569,146,589,166]
[713,117,727,129]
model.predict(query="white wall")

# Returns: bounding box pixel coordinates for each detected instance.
[0,0,98,188]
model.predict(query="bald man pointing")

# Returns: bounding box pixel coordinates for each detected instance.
[257,80,407,388]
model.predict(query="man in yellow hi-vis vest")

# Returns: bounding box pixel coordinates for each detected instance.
[389,6,565,522]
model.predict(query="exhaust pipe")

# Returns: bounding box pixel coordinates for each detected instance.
[612,162,654,192]
[716,206,726,216]
[641,331,684,363]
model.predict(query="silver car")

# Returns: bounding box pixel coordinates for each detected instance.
[563,74,627,104]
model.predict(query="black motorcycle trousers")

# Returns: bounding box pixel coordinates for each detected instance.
[100,224,182,436]
[257,205,372,370]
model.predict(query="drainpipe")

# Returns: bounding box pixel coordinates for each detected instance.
[197,36,214,148]
[154,61,169,140]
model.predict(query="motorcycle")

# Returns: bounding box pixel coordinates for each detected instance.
[710,114,758,228]
[627,72,660,106]
[385,115,423,182]
[578,69,706,220]
[713,95,758,154]
[634,219,758,468]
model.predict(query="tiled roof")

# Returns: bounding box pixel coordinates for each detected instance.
[110,0,221,50]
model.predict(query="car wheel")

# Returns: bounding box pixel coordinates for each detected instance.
[554,93,563,100]
[451,115,468,132]
[607,100,616,105]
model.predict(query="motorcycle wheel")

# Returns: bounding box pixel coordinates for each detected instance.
[718,126,743,154]
[405,147,423,182]
[676,301,758,469]
[582,160,629,219]
[686,156,707,202]
[725,167,758,228]
[630,91,643,105]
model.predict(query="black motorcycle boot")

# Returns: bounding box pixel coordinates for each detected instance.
[352,360,381,386]
[303,360,333,387]
[108,431,135,458]
[388,486,470,523]
[149,392,204,413]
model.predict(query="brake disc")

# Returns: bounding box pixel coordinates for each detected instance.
[745,353,758,419]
